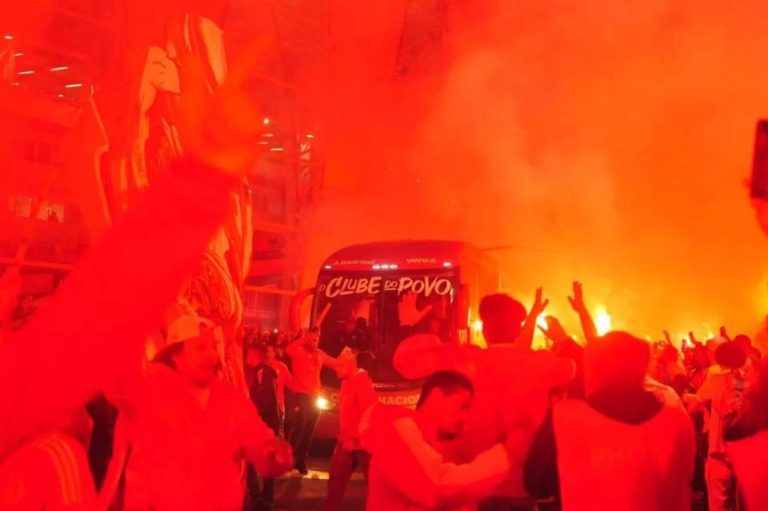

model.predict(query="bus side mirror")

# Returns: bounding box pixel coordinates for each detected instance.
[457,284,469,330]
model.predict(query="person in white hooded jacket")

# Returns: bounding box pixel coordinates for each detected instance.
[361,370,514,511]
[524,331,695,511]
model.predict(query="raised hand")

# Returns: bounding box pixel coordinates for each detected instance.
[517,287,549,349]
[568,281,598,343]
[538,316,570,345]
[568,281,586,314]
[176,37,272,176]
[530,287,550,319]
[398,292,433,327]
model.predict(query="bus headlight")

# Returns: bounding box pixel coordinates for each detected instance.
[316,396,331,411]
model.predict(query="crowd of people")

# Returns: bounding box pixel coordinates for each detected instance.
[242,326,377,511]
[1,31,768,511]
[207,281,768,511]
[358,284,768,511]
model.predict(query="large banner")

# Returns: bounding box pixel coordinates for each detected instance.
[63,3,252,393]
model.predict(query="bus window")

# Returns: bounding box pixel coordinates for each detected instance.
[312,269,458,384]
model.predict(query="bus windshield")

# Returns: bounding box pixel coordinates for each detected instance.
[313,268,458,384]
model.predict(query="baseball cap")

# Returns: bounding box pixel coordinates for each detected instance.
[165,313,216,347]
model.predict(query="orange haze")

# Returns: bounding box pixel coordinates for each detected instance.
[309,0,768,343]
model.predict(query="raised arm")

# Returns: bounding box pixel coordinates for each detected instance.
[568,282,598,343]
[518,288,549,349]
[0,159,237,457]
[0,38,272,458]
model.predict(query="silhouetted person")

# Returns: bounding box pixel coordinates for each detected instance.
[286,329,337,475]
[245,343,282,509]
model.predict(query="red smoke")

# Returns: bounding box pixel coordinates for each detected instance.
[309,1,768,344]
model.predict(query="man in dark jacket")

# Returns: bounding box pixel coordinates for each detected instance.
[246,343,282,509]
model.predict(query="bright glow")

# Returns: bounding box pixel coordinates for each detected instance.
[373,263,398,270]
[269,147,284,152]
[263,118,270,125]
[257,141,268,145]
[50,66,69,72]
[261,133,274,138]
[17,70,34,75]
[57,93,64,98]
[323,265,332,270]
[64,83,83,88]
[594,306,612,336]
[472,320,483,332]
[442,261,453,267]
[536,314,547,329]
[3,35,12,41]
[11,82,20,87]
[13,52,23,57]
[306,133,315,139]
[316,396,330,411]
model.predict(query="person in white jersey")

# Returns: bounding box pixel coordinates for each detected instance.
[524,331,695,511]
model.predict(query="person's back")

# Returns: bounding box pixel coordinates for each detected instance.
[552,398,693,510]
[392,293,574,504]
[454,345,574,497]
[458,293,573,500]
[525,331,695,511]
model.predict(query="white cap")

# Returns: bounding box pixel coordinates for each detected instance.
[165,313,216,347]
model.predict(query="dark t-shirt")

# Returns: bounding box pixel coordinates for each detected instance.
[248,363,281,434]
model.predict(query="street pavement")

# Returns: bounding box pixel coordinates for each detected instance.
[272,459,365,511]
